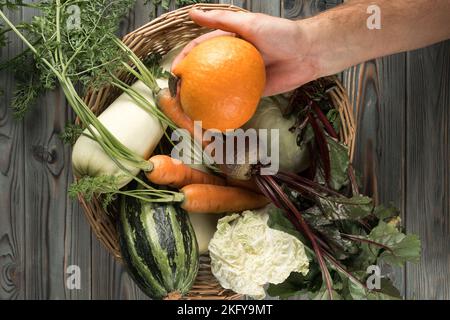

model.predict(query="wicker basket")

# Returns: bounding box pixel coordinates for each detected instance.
[78,3,355,300]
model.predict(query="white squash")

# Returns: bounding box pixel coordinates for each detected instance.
[72,47,182,188]
[189,213,224,255]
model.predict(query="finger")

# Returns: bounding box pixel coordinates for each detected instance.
[189,9,253,35]
[171,30,235,71]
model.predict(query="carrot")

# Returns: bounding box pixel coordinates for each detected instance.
[157,88,210,149]
[180,184,270,214]
[157,88,194,135]
[146,155,226,189]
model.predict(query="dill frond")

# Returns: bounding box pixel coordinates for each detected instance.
[59,123,84,145]
[69,175,121,209]
[69,175,119,201]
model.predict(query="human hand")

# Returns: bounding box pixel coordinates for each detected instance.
[173,2,450,97]
[172,9,320,97]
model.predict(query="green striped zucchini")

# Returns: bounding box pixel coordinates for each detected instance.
[118,195,199,299]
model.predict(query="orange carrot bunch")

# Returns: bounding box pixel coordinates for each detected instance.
[145,154,268,214]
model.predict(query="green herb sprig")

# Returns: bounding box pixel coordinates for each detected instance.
[1,0,135,117]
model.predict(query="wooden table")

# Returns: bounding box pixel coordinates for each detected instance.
[0,0,449,299]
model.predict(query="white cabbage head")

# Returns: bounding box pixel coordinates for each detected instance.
[208,207,309,299]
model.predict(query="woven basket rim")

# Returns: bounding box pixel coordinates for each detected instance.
[76,4,356,300]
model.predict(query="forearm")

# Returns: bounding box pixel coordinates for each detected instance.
[302,0,450,77]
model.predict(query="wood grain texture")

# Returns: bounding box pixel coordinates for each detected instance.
[342,54,407,295]
[405,41,450,300]
[0,8,26,300]
[219,0,250,10]
[63,197,92,299]
[62,105,92,300]
[23,90,79,299]
[283,0,340,19]
[251,0,281,15]
[15,3,91,299]
[91,236,150,300]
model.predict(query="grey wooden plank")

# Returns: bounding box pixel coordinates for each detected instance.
[22,88,90,299]
[342,54,407,296]
[251,0,281,16]
[405,40,450,300]
[91,236,150,300]
[63,198,92,299]
[283,0,341,19]
[0,6,26,300]
[219,0,250,10]
[9,2,92,299]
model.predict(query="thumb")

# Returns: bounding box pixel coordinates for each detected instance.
[189,9,253,35]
